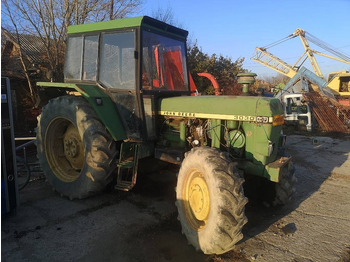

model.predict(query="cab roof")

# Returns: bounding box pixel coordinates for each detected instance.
[67,16,188,40]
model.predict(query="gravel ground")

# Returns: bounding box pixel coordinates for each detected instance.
[2,135,350,262]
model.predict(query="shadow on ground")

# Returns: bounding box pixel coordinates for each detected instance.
[215,135,350,260]
[2,135,349,262]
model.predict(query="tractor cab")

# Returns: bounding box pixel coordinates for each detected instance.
[62,16,190,141]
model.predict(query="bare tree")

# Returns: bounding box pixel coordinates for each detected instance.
[262,74,290,87]
[151,6,175,24]
[1,0,142,104]
[2,0,37,103]
[109,0,141,20]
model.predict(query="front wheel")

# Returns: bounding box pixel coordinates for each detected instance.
[274,162,296,205]
[36,96,117,199]
[176,147,248,254]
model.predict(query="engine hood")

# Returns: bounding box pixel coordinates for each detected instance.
[158,95,283,122]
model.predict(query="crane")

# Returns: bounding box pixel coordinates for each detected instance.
[251,28,350,96]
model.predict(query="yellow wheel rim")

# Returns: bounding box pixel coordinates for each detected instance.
[182,168,210,231]
[45,117,84,182]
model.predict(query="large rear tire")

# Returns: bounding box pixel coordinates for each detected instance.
[176,147,248,254]
[36,96,117,199]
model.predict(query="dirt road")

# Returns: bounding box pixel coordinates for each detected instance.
[233,135,350,262]
[2,135,350,261]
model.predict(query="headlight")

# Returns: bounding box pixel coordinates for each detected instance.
[273,114,284,126]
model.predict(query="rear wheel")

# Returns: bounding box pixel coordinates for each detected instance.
[176,147,248,254]
[36,96,117,199]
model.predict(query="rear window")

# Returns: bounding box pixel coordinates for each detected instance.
[64,36,83,80]
[82,35,99,80]
[64,31,135,90]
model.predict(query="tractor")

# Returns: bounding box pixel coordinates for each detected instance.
[36,16,295,255]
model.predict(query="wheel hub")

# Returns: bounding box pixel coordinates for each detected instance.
[183,169,210,231]
[64,137,79,158]
[188,176,210,221]
[63,125,84,170]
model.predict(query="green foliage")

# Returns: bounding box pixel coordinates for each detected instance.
[187,42,247,95]
[276,82,285,90]
[252,74,289,95]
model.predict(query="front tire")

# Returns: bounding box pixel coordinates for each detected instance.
[274,162,296,205]
[176,147,248,254]
[36,96,117,199]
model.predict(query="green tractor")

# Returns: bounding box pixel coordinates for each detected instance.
[36,16,295,254]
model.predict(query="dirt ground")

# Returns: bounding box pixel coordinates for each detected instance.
[2,135,350,262]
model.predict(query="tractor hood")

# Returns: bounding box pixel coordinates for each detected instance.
[158,95,283,123]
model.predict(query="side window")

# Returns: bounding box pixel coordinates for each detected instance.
[82,35,99,80]
[64,31,135,87]
[99,32,135,89]
[65,36,83,80]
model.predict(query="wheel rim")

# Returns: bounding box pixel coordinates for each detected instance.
[182,168,210,231]
[45,117,84,182]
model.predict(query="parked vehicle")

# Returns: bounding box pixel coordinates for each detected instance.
[36,16,294,254]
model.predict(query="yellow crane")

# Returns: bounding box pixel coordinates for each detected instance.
[251,28,350,96]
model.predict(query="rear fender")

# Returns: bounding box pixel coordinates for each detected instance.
[37,82,126,141]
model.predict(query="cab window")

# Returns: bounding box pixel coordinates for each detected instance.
[142,31,189,91]
[99,31,135,89]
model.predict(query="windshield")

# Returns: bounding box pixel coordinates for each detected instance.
[142,31,189,91]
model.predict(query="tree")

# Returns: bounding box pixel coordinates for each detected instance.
[151,5,175,25]
[187,42,247,95]
[262,74,290,87]
[1,0,142,104]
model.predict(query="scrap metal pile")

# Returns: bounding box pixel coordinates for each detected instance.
[304,92,350,133]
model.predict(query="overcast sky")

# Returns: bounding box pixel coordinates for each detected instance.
[136,0,350,79]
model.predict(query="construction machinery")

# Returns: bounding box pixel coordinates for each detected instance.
[327,71,350,99]
[281,93,312,131]
[274,66,336,131]
[251,28,350,97]
[252,29,350,132]
[36,16,294,254]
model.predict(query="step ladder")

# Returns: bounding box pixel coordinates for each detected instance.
[115,142,139,191]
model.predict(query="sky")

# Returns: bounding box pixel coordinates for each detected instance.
[135,0,350,79]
